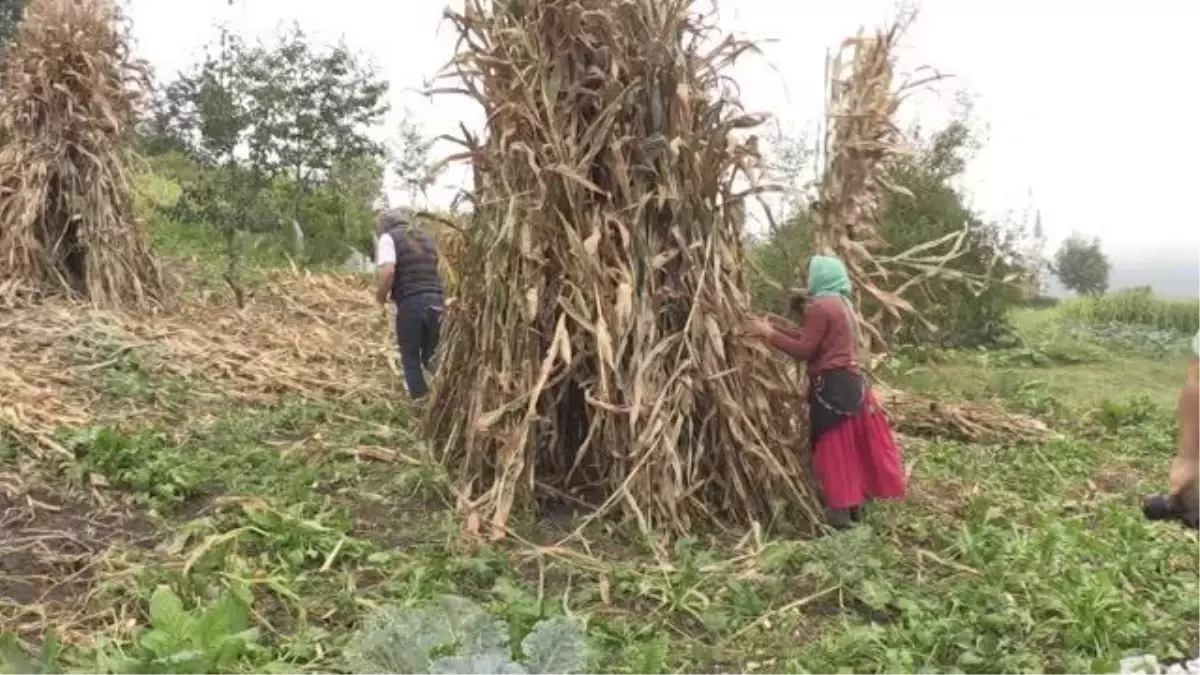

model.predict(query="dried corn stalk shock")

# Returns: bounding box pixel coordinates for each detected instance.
[423,0,824,541]
[806,16,1042,443]
[810,13,990,355]
[0,0,164,310]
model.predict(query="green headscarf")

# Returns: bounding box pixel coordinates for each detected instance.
[807,255,852,298]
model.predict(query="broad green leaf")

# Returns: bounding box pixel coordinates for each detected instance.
[428,595,508,654]
[147,586,186,633]
[520,617,588,674]
[431,652,526,675]
[196,591,251,649]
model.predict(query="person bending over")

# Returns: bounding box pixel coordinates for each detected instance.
[375,208,444,400]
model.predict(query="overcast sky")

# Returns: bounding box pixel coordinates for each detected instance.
[125,0,1200,262]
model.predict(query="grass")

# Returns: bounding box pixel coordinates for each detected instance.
[1,248,1196,673]
[889,308,1191,414]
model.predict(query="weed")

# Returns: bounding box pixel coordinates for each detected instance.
[1093,394,1168,434]
[94,585,261,674]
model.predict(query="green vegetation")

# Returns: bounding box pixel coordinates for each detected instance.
[1,226,1195,673]
[1,6,1195,675]
[139,23,399,281]
[0,0,22,48]
[1061,288,1199,336]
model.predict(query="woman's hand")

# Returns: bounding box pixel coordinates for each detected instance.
[743,316,774,339]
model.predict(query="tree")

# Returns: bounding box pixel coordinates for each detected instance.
[871,118,1028,346]
[242,25,389,255]
[303,153,385,260]
[144,24,266,305]
[149,24,389,261]
[391,110,441,205]
[1053,233,1111,296]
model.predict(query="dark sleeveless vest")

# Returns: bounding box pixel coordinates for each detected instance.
[386,226,443,304]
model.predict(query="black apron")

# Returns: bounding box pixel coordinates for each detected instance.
[808,368,866,446]
[807,295,868,445]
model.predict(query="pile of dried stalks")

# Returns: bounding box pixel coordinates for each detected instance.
[878,387,1053,444]
[424,0,822,539]
[804,17,1045,447]
[0,0,163,309]
[812,14,991,351]
[0,271,395,457]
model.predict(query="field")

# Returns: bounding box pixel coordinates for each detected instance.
[1,235,1197,674]
[1060,290,1199,336]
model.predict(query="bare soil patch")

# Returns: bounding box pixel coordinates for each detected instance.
[0,478,157,641]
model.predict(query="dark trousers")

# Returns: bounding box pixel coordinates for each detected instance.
[395,293,442,399]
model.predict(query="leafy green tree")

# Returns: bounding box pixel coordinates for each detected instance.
[750,114,1033,347]
[144,27,263,304]
[300,153,385,261]
[1053,233,1110,296]
[241,24,389,255]
[148,24,388,264]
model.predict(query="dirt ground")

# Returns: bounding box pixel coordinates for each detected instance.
[0,477,157,641]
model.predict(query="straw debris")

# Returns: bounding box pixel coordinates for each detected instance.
[879,387,1054,444]
[0,270,395,457]
[0,480,155,644]
[0,0,163,309]
[423,0,823,540]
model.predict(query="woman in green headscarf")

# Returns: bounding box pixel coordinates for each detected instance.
[745,255,907,530]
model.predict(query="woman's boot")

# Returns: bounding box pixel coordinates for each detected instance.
[827,508,854,531]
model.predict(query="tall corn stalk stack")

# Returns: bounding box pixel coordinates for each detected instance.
[0,0,163,309]
[812,15,979,353]
[805,17,1049,445]
[424,0,823,540]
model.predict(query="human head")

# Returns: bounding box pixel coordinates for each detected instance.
[807,255,851,298]
[377,207,412,234]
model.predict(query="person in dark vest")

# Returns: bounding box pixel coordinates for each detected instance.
[374,207,444,399]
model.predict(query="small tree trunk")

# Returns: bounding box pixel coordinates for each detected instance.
[290,172,306,259]
[290,216,305,257]
[223,226,245,309]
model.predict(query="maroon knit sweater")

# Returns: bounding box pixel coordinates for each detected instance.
[767,297,858,375]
